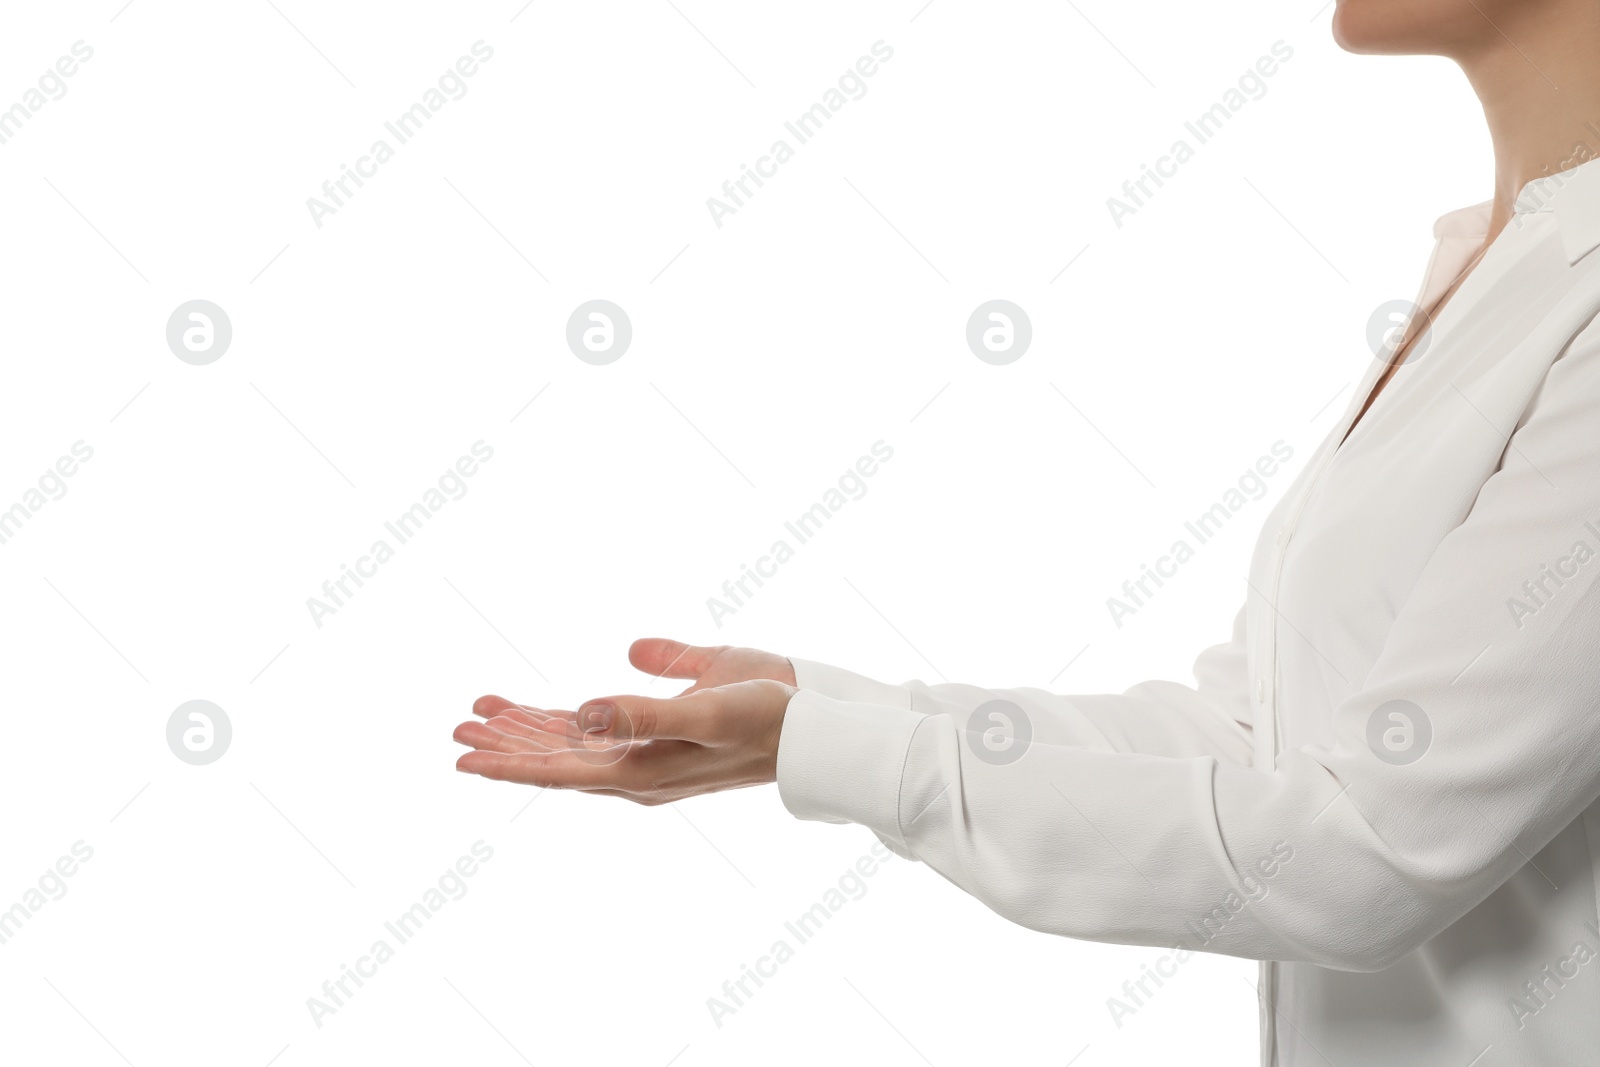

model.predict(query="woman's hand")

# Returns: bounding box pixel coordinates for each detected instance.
[451,679,796,804]
[626,638,797,693]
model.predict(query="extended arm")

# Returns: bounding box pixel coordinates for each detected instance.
[777,330,1600,969]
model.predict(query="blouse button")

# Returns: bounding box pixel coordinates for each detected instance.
[1256,678,1267,703]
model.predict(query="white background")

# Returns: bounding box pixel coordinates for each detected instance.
[0,1,1493,1064]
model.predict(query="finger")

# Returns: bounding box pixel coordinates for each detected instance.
[484,715,570,750]
[473,694,529,718]
[471,695,578,732]
[628,638,724,682]
[474,703,565,734]
[472,695,563,723]
[455,748,645,790]
[577,690,719,742]
[452,720,560,755]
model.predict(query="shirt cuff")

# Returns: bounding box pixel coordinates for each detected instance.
[775,688,924,851]
[787,657,916,709]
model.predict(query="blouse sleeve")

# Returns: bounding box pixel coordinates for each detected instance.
[777,325,1600,972]
[787,600,1255,765]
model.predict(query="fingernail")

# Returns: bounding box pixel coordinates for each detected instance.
[581,703,614,733]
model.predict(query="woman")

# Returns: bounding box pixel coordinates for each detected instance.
[453,2,1600,1062]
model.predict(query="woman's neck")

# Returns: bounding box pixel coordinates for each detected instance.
[1458,10,1600,240]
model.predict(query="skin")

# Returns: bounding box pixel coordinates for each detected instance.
[454,0,1600,803]
[1334,0,1600,426]
[453,641,797,803]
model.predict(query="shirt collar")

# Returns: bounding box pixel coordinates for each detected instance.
[1432,202,1491,240]
[1513,156,1600,264]
[1431,156,1600,264]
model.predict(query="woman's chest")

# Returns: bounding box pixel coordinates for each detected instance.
[1249,326,1579,743]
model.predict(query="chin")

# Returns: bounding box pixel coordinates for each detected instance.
[1333,3,1416,55]
[1330,0,1481,57]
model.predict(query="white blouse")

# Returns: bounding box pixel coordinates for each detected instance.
[776,157,1600,1066]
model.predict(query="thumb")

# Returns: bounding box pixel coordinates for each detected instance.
[628,638,724,682]
[578,691,714,742]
